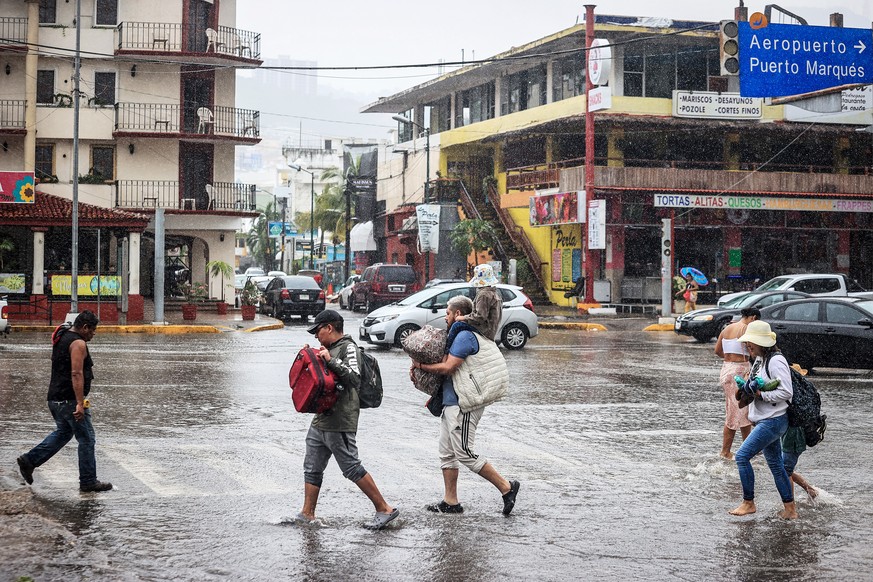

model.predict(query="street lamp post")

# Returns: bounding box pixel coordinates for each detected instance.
[393,114,431,282]
[289,164,316,269]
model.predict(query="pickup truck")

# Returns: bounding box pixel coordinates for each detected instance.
[717,273,873,306]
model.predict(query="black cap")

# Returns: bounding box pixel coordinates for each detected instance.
[307,309,344,334]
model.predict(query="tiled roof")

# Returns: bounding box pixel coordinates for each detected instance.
[0,191,151,228]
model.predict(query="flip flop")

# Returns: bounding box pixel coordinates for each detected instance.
[293,512,325,527]
[364,508,400,530]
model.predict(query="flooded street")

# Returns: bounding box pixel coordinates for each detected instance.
[2,316,873,581]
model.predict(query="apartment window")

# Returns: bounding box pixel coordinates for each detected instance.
[553,55,585,101]
[39,0,57,24]
[397,108,414,142]
[93,72,116,106]
[91,146,115,180]
[35,144,55,180]
[526,65,547,108]
[427,97,451,133]
[95,0,118,26]
[455,82,495,127]
[36,70,55,104]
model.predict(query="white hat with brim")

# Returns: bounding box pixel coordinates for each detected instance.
[738,320,777,347]
[469,264,498,287]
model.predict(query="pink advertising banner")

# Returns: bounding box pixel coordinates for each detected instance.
[0,172,35,204]
[529,190,585,227]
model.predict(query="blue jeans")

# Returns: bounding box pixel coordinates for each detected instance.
[23,400,98,487]
[735,415,794,503]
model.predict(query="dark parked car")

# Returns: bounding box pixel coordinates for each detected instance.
[351,263,419,312]
[674,290,810,342]
[759,297,873,370]
[262,276,325,321]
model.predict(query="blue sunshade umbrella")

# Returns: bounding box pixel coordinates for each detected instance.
[680,267,708,286]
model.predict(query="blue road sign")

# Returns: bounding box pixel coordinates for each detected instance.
[267,221,297,238]
[739,21,873,97]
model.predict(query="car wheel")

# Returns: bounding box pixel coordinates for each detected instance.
[692,333,711,343]
[394,324,421,348]
[501,323,528,350]
[339,295,346,310]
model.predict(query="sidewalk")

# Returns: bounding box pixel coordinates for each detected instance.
[8,310,284,334]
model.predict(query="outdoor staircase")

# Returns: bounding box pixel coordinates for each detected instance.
[456,180,551,305]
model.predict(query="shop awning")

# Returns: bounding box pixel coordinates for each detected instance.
[350,221,377,251]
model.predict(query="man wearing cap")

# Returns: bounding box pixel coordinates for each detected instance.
[296,309,399,530]
[456,263,503,341]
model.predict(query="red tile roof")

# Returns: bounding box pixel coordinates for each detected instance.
[0,191,151,229]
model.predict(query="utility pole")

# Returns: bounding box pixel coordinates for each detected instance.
[344,178,352,282]
[279,196,287,272]
[583,3,597,304]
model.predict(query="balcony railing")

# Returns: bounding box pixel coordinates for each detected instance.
[0,100,26,130]
[115,103,259,139]
[116,22,261,60]
[115,180,256,211]
[0,17,27,47]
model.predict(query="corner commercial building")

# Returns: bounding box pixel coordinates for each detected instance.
[363,13,873,305]
[0,0,261,320]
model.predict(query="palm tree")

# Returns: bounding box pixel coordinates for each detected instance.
[246,201,279,271]
[299,167,355,261]
[450,219,498,266]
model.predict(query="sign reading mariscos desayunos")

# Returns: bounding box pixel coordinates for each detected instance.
[654,193,873,213]
[739,21,873,97]
[672,91,762,119]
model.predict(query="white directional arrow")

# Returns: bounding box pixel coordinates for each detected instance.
[855,40,867,54]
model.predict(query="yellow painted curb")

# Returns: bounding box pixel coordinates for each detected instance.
[539,322,608,331]
[11,325,221,334]
[643,323,675,332]
[244,322,285,332]
[576,303,602,314]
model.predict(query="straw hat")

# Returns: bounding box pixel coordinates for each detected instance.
[738,320,777,347]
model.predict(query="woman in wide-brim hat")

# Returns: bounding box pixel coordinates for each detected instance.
[729,320,798,519]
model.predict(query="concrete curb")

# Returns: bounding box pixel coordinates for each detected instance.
[539,322,608,331]
[243,322,285,332]
[10,325,222,334]
[643,323,675,332]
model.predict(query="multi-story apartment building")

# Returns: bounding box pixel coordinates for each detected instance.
[364,11,873,305]
[0,0,260,320]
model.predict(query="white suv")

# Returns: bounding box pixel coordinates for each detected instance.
[359,283,538,350]
[0,297,9,333]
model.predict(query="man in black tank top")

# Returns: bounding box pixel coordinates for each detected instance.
[17,311,113,492]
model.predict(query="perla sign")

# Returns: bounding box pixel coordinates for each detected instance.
[672,91,762,119]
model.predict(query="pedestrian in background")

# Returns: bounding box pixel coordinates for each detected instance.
[17,311,113,492]
[296,310,399,530]
[729,321,797,519]
[676,273,699,312]
[713,307,759,459]
[414,295,520,516]
[455,263,503,341]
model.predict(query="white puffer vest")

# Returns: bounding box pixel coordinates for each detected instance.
[452,332,509,412]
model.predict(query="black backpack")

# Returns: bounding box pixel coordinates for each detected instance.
[766,357,827,447]
[357,349,383,409]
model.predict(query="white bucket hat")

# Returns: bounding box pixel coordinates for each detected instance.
[738,320,777,347]
[469,264,498,287]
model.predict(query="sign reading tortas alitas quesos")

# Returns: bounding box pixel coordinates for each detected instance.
[654,193,873,213]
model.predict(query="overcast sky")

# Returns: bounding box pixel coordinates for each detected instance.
[239,0,873,97]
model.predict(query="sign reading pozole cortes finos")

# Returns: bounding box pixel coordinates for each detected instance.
[0,172,35,204]
[654,194,873,213]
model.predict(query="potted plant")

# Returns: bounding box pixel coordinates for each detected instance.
[239,281,259,321]
[180,281,208,321]
[206,259,234,315]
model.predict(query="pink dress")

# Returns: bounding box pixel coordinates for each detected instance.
[719,338,751,430]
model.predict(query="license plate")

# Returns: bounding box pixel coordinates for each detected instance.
[674,321,681,330]
[388,284,405,292]
[359,327,367,340]
[298,294,309,301]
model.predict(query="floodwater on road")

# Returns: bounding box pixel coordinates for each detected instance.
[1,316,872,581]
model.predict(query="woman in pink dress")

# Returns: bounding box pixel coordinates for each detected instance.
[713,307,759,459]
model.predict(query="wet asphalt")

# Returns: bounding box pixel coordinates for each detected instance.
[1,312,872,581]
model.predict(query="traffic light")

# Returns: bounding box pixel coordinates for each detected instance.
[719,20,740,75]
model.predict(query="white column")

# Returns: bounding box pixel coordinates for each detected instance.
[546,60,555,104]
[129,232,141,295]
[494,76,503,118]
[31,230,45,294]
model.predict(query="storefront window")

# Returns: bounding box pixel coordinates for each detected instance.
[553,55,585,101]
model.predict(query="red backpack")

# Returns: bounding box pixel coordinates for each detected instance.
[289,348,338,413]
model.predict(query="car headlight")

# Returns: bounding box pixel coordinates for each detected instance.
[371,314,399,323]
[692,314,714,321]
